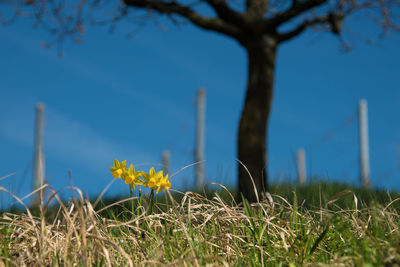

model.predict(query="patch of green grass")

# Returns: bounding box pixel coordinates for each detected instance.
[1,181,400,266]
[269,181,400,210]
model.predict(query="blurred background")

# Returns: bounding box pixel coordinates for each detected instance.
[0,10,399,208]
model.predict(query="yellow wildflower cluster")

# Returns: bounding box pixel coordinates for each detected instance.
[110,159,171,193]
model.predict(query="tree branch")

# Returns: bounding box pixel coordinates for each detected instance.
[123,0,241,38]
[204,0,244,26]
[277,13,344,43]
[266,0,327,27]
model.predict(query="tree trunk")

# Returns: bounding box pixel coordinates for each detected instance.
[237,36,277,203]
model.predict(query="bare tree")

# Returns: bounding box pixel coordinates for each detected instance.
[2,0,399,202]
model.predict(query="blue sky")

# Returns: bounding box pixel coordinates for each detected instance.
[0,10,399,207]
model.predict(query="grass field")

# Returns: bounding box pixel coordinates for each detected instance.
[1,181,400,266]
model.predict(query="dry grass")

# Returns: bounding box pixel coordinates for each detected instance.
[1,184,400,266]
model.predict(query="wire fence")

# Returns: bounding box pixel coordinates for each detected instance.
[2,97,399,210]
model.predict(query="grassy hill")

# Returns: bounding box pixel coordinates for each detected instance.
[1,181,400,266]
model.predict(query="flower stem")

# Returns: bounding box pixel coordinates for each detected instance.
[148,189,154,215]
[138,188,142,216]
[130,185,134,217]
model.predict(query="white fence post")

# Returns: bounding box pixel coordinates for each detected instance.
[195,88,206,190]
[32,103,45,206]
[358,99,371,188]
[297,148,306,185]
[162,150,170,175]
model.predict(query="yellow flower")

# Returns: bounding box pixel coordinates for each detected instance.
[143,167,163,189]
[156,173,171,194]
[109,159,127,178]
[110,161,172,193]
[143,167,171,194]
[123,164,145,189]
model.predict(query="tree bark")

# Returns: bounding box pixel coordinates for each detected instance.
[237,35,277,203]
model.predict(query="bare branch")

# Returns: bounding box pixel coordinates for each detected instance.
[277,13,345,43]
[123,0,241,38]
[203,0,244,26]
[266,0,327,27]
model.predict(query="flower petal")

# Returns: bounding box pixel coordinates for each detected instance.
[114,159,120,168]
